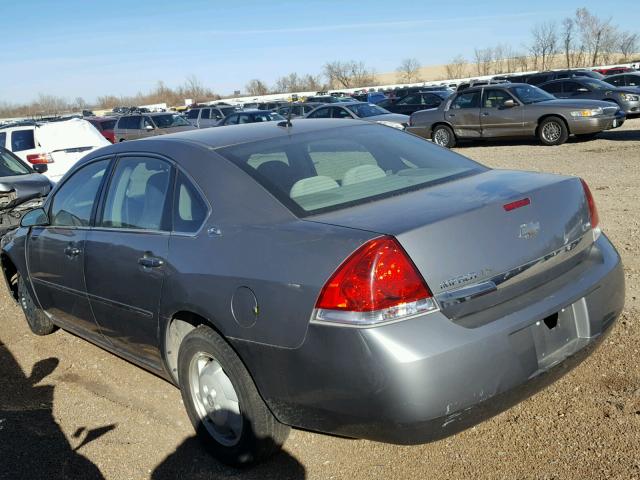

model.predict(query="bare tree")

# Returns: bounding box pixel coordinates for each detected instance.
[245,79,269,96]
[445,55,468,79]
[324,60,376,88]
[473,48,493,76]
[530,21,558,71]
[396,58,422,83]
[575,8,617,66]
[619,31,639,61]
[561,17,577,68]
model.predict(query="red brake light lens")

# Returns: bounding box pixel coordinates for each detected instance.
[580,178,599,229]
[314,236,438,326]
[26,153,53,164]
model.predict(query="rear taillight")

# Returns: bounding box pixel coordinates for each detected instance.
[580,178,599,230]
[26,153,53,164]
[313,236,438,326]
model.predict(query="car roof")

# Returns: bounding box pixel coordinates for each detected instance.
[94,118,369,154]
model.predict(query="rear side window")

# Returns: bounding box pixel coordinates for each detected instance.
[173,172,208,233]
[101,157,172,231]
[451,92,480,109]
[50,159,109,227]
[219,124,484,216]
[0,132,6,147]
[308,107,331,118]
[187,109,199,119]
[11,130,36,152]
[101,120,116,130]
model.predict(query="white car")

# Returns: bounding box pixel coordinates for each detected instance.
[0,118,109,182]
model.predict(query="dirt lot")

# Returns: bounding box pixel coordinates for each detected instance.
[1,119,639,480]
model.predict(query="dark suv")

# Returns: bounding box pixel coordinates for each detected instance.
[507,69,604,85]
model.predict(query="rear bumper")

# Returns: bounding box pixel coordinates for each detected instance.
[406,125,432,139]
[232,234,624,444]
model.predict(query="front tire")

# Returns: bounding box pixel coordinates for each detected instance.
[18,275,56,336]
[177,325,289,466]
[538,117,569,146]
[432,124,456,148]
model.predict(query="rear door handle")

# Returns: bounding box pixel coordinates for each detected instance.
[138,256,164,268]
[64,245,81,258]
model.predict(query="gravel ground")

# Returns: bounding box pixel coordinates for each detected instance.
[1,119,639,480]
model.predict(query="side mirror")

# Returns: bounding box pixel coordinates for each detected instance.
[145,124,155,131]
[32,164,48,174]
[502,99,516,108]
[21,208,49,228]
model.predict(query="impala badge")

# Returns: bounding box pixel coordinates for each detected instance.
[519,221,540,239]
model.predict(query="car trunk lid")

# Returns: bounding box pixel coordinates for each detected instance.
[306,169,593,322]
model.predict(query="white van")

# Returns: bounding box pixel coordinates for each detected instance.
[0,118,110,182]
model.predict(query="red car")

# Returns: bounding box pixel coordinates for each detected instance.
[593,66,635,76]
[87,116,117,143]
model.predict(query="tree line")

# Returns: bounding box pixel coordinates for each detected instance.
[446,8,638,78]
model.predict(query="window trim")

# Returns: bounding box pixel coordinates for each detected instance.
[170,169,211,236]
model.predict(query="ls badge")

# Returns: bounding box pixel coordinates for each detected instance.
[519,221,540,239]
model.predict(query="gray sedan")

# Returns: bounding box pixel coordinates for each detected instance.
[1,119,624,465]
[407,83,624,147]
[305,101,409,129]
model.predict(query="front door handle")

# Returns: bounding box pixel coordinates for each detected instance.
[64,245,81,258]
[138,256,164,268]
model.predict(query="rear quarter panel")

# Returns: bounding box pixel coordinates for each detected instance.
[154,140,376,349]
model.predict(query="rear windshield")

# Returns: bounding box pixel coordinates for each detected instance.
[219,124,484,216]
[0,148,31,176]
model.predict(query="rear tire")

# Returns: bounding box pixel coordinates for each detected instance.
[538,117,569,146]
[177,325,289,466]
[18,276,56,336]
[432,124,456,148]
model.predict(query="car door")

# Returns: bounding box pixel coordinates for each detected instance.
[26,158,111,339]
[83,155,173,365]
[445,91,482,138]
[480,89,525,137]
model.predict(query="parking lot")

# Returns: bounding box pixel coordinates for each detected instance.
[1,118,639,480]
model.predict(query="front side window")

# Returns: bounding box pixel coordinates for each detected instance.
[483,89,514,108]
[11,130,36,152]
[563,81,582,93]
[101,157,172,231]
[628,76,640,87]
[451,92,480,109]
[397,94,420,105]
[541,82,562,94]
[50,159,109,227]
[511,85,555,104]
[201,109,211,119]
[220,124,484,216]
[186,109,200,119]
[173,172,208,233]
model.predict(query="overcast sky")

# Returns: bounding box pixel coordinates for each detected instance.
[2,0,640,103]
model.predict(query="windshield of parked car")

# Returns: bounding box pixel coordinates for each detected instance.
[345,103,390,118]
[152,114,191,128]
[511,85,556,104]
[219,124,485,216]
[0,149,31,176]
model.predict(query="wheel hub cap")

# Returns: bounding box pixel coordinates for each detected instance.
[434,129,449,145]
[189,353,242,446]
[542,122,561,142]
